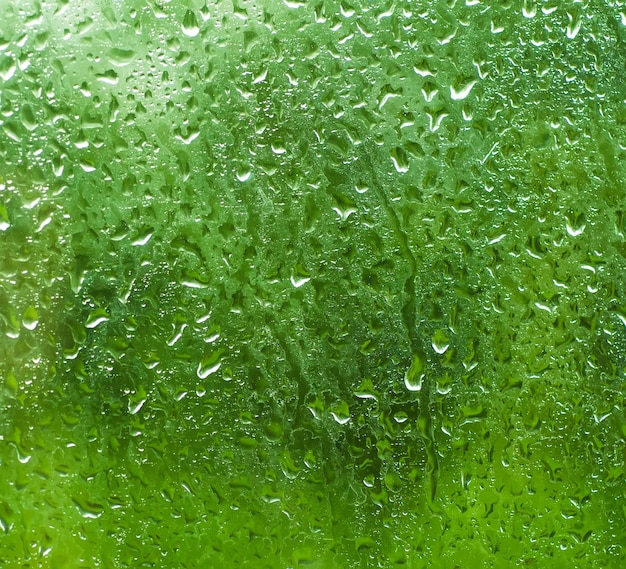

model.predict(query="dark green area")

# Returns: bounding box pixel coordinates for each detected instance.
[1,0,626,567]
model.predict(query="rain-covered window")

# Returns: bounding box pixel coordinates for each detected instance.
[1,1,625,566]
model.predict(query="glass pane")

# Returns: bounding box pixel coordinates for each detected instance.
[1,1,625,566]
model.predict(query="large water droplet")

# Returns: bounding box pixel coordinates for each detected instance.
[432,330,450,354]
[236,164,252,182]
[197,352,222,379]
[404,354,424,391]
[107,47,136,67]
[450,79,477,101]
[85,309,110,329]
[22,306,39,330]
[182,10,200,37]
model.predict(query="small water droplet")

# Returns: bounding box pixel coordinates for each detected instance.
[394,411,409,423]
[355,181,369,194]
[174,127,200,145]
[181,271,209,289]
[17,450,31,464]
[167,323,187,347]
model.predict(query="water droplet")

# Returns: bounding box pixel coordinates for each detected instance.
[565,211,586,237]
[330,401,351,424]
[167,323,187,347]
[450,79,477,101]
[404,354,424,391]
[522,0,537,18]
[271,142,286,155]
[355,181,369,194]
[413,59,436,77]
[390,146,409,173]
[427,108,448,132]
[16,449,31,464]
[236,164,252,182]
[432,330,450,354]
[384,472,403,493]
[0,204,10,231]
[131,228,153,246]
[353,376,378,401]
[174,127,200,145]
[72,496,104,519]
[290,274,310,288]
[85,309,110,329]
[179,270,208,290]
[79,160,96,172]
[197,352,222,379]
[421,81,439,102]
[77,16,95,35]
[181,278,208,289]
[22,306,39,330]
[3,123,21,143]
[20,104,36,131]
[566,11,581,39]
[332,193,357,220]
[290,265,311,287]
[95,69,119,85]
[0,56,16,81]
[106,48,136,67]
[182,10,200,37]
[129,385,148,415]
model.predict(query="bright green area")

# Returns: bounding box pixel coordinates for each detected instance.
[1,0,626,567]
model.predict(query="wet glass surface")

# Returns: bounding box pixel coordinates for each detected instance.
[1,1,626,567]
